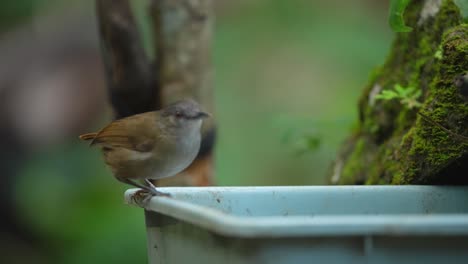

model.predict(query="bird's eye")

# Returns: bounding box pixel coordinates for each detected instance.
[175,111,183,118]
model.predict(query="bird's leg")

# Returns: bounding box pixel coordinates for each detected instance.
[145,179,171,197]
[117,177,170,197]
[116,177,171,197]
[115,178,153,205]
[118,177,153,193]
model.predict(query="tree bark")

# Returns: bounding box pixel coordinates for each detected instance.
[330,0,468,185]
[149,0,215,187]
[96,0,158,119]
[96,0,215,186]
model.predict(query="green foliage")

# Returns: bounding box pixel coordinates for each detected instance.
[375,84,422,109]
[389,0,413,32]
[294,135,321,156]
[278,123,321,156]
[434,45,443,59]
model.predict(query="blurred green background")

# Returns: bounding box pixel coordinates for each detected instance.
[0,0,391,263]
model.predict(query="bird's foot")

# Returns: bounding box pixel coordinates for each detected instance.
[145,179,172,197]
[118,177,172,198]
[131,190,154,206]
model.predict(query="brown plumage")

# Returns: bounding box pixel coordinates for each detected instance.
[82,112,158,150]
[79,99,209,196]
[79,132,98,141]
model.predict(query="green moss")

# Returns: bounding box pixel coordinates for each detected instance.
[340,137,366,184]
[392,171,404,184]
[332,1,468,185]
[365,164,381,185]
[397,23,468,183]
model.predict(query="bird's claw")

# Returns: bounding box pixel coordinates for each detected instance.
[148,188,172,197]
[131,190,154,206]
[145,179,172,197]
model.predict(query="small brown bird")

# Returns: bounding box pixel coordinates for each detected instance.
[79,99,210,196]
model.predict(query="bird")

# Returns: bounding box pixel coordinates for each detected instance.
[79,99,210,196]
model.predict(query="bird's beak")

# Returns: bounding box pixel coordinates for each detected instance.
[197,111,211,119]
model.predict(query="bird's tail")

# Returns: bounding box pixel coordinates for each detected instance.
[79,132,97,141]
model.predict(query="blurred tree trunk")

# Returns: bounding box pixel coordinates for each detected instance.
[330,0,468,185]
[96,0,215,186]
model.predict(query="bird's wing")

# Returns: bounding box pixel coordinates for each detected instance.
[79,132,98,141]
[90,112,157,152]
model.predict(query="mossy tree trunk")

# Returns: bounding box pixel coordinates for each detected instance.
[330,0,468,185]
